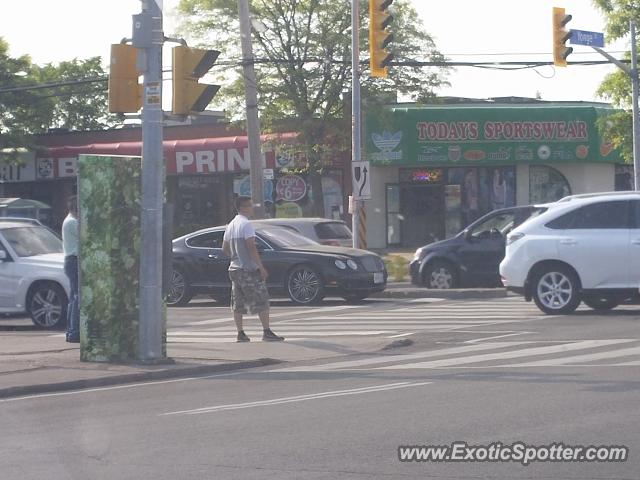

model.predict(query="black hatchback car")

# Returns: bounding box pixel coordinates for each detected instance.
[410,205,547,289]
[168,224,387,306]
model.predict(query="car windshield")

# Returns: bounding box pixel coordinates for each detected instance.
[1,226,63,257]
[469,212,517,238]
[314,222,352,240]
[258,227,318,247]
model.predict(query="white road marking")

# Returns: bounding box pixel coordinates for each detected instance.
[160,381,432,416]
[273,341,531,372]
[376,339,636,370]
[502,345,640,367]
[465,332,533,343]
[386,332,415,339]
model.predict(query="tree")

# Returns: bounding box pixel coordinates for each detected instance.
[0,38,117,159]
[593,0,639,162]
[176,0,449,215]
[36,57,116,131]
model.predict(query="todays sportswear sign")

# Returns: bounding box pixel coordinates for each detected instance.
[366,105,621,166]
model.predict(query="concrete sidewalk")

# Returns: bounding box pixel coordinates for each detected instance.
[0,331,391,399]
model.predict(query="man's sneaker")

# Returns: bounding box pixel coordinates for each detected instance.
[237,331,251,343]
[66,336,80,344]
[262,329,285,342]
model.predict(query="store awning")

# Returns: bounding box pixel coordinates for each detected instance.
[37,133,300,178]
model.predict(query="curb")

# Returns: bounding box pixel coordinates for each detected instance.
[0,357,281,399]
[372,287,509,300]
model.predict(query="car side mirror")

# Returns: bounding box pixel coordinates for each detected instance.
[0,250,7,261]
[463,229,472,241]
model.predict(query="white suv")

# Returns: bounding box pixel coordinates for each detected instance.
[0,220,70,328]
[500,192,640,314]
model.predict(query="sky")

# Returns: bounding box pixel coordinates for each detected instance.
[0,0,630,104]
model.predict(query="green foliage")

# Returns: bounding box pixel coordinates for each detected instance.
[78,155,148,362]
[384,254,409,282]
[0,37,117,156]
[593,1,639,162]
[177,0,448,122]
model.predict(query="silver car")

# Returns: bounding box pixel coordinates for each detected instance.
[253,218,353,247]
[0,219,70,329]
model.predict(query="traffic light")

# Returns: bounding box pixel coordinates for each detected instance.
[108,44,142,113]
[369,0,394,78]
[172,46,221,115]
[552,7,573,67]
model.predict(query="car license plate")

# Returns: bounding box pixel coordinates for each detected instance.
[373,272,384,284]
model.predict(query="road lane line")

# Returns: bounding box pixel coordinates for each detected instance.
[160,381,432,416]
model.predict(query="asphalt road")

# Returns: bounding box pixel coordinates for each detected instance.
[1,296,638,480]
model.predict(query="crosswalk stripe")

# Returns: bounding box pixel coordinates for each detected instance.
[274,341,530,372]
[376,339,636,370]
[502,345,640,367]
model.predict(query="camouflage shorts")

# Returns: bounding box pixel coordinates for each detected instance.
[229,269,270,314]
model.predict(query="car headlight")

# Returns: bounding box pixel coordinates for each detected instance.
[506,232,525,245]
[347,259,358,270]
[335,260,347,270]
[413,247,426,260]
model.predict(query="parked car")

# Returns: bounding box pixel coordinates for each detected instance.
[0,219,70,328]
[500,191,640,314]
[410,205,548,289]
[253,218,353,247]
[167,224,386,306]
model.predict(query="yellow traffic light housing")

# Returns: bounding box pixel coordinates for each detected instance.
[108,44,142,113]
[553,7,573,67]
[369,0,394,78]
[172,46,221,115]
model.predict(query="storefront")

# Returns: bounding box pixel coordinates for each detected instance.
[1,134,348,234]
[365,103,623,249]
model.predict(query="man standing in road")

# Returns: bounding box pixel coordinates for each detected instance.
[62,196,79,343]
[222,196,284,343]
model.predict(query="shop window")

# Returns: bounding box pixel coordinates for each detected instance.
[386,184,401,245]
[529,166,571,204]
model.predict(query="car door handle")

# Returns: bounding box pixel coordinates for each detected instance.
[560,239,578,245]
[208,254,218,259]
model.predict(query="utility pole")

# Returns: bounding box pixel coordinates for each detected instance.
[631,21,640,191]
[237,0,265,218]
[593,20,640,190]
[136,0,165,362]
[351,0,362,249]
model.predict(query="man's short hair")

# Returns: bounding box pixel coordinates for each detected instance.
[234,196,252,212]
[68,195,78,211]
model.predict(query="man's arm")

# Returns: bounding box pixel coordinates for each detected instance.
[222,240,231,257]
[245,237,268,279]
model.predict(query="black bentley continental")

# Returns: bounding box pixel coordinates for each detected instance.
[167,224,387,306]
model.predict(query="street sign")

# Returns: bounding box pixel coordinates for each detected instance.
[352,161,371,199]
[570,29,605,48]
[263,168,274,180]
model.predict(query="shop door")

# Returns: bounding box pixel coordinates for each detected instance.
[400,185,445,247]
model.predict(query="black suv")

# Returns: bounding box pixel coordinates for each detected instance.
[410,205,547,289]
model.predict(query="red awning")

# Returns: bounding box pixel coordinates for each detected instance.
[39,133,299,176]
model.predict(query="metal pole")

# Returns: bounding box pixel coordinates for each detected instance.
[351,0,361,249]
[238,0,265,218]
[631,21,640,191]
[139,0,165,362]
